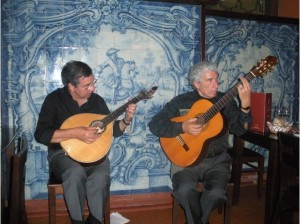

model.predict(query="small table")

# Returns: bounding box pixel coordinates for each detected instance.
[232,131,279,224]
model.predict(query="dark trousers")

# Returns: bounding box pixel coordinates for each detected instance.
[172,152,231,224]
[50,153,110,222]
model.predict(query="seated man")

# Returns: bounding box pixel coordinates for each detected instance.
[149,61,252,224]
[35,60,136,224]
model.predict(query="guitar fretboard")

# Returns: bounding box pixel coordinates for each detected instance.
[198,71,255,125]
[94,86,157,127]
[101,96,143,126]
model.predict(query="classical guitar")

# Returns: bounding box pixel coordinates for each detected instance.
[60,86,158,163]
[160,56,278,167]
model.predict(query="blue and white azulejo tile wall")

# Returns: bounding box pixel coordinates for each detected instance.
[1,0,202,199]
[205,13,299,159]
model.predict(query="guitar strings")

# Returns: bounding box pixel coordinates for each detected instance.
[203,72,255,122]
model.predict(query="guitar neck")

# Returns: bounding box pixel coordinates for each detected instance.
[98,86,157,126]
[200,72,255,124]
[101,96,141,126]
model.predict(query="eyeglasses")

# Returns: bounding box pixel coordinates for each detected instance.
[79,79,97,90]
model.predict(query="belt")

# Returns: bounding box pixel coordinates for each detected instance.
[206,150,224,159]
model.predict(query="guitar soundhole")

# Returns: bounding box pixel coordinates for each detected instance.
[90,120,105,134]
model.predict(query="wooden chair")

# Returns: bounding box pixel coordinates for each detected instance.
[9,137,29,224]
[48,171,111,224]
[2,135,28,224]
[1,134,16,224]
[229,135,265,205]
[172,182,234,224]
[228,147,264,198]
[273,132,299,224]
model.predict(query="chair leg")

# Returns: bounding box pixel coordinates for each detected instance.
[48,186,56,224]
[257,159,264,199]
[172,196,181,224]
[218,204,223,214]
[224,183,234,224]
[104,197,110,224]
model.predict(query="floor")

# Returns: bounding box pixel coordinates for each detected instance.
[28,184,265,224]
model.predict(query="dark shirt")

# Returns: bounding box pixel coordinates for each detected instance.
[148,90,252,155]
[34,86,123,160]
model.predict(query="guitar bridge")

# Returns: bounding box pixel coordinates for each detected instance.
[176,136,189,151]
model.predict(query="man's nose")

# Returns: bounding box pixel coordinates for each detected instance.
[213,79,219,87]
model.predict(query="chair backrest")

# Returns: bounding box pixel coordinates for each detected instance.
[2,134,18,207]
[1,134,28,224]
[278,132,299,174]
[2,134,16,224]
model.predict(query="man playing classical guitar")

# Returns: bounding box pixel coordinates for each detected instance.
[35,61,137,224]
[149,61,252,224]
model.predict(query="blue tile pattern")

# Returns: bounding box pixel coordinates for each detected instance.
[205,15,299,157]
[1,0,201,199]
[1,1,298,200]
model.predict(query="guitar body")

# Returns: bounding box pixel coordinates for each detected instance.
[60,113,113,163]
[159,56,278,167]
[159,99,223,167]
[59,86,158,163]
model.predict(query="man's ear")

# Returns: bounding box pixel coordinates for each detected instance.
[67,82,75,92]
[193,80,200,89]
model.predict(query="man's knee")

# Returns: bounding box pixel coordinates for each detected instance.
[205,188,226,205]
[63,166,86,184]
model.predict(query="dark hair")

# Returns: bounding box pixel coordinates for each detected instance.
[61,61,93,87]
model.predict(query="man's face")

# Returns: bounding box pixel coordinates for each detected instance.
[69,75,97,100]
[193,70,219,99]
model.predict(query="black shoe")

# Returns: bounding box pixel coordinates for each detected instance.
[85,214,102,224]
[71,219,84,224]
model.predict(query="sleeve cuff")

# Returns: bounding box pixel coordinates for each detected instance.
[240,111,252,124]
